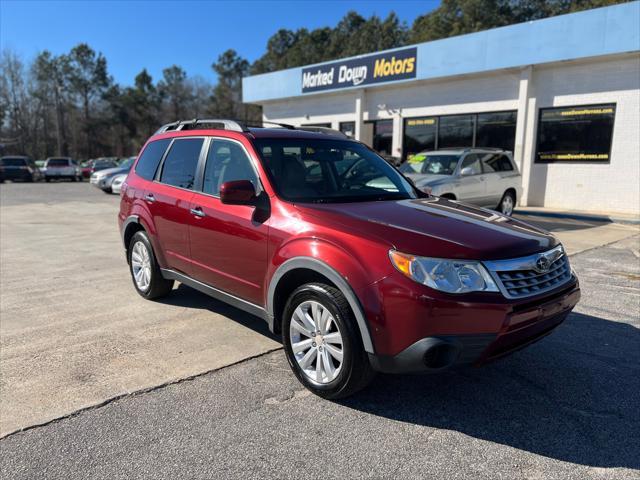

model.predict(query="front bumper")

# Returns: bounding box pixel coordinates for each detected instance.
[368,277,580,373]
[90,176,111,188]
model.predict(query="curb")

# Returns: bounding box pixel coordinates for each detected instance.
[515,209,640,225]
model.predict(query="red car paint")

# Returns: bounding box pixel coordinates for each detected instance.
[119,127,580,371]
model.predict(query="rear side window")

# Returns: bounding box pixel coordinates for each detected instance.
[135,139,171,180]
[481,153,514,173]
[159,138,204,190]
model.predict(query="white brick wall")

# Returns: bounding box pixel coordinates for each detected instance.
[261,53,640,215]
[524,55,640,214]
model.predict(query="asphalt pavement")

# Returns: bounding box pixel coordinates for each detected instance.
[1,182,638,479]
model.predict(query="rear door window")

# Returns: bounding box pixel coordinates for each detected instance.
[135,139,171,180]
[159,138,204,190]
[1,158,27,167]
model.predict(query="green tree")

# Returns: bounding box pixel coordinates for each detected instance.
[211,49,260,122]
[67,44,110,157]
[409,0,627,43]
[158,65,191,121]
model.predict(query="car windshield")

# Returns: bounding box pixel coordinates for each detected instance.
[254,138,416,203]
[399,154,460,175]
[120,157,135,169]
[47,158,70,166]
[1,158,27,166]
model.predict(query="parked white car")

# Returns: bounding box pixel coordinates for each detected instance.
[110,173,127,195]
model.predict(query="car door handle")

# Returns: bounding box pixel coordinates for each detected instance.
[144,193,156,203]
[190,207,205,218]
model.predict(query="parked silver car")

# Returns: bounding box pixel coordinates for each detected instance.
[90,157,135,193]
[399,148,522,215]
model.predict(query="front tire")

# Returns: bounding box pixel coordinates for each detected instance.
[128,231,173,299]
[282,283,375,399]
[497,191,515,216]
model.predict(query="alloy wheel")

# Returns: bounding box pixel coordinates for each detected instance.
[289,300,344,384]
[131,241,152,291]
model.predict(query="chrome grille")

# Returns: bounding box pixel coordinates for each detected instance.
[483,245,572,299]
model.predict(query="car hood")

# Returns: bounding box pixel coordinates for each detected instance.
[403,173,453,186]
[295,197,557,260]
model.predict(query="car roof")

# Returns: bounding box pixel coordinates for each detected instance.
[246,127,351,140]
[1,155,29,159]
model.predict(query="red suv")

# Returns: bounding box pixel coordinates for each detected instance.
[118,120,580,398]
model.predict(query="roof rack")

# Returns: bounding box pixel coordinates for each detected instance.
[297,126,348,138]
[155,119,248,135]
[154,119,347,138]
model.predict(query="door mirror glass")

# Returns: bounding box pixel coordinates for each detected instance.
[220,180,257,205]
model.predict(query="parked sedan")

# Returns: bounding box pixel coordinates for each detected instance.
[399,148,522,216]
[110,173,128,195]
[90,157,135,193]
[81,158,119,179]
[0,156,44,182]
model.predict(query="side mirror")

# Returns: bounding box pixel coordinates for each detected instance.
[459,166,474,177]
[220,180,257,206]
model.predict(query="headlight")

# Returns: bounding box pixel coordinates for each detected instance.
[389,250,499,294]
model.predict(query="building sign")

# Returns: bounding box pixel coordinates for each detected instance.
[301,47,417,93]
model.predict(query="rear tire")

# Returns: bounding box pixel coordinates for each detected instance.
[282,282,375,399]
[497,191,515,216]
[127,231,173,300]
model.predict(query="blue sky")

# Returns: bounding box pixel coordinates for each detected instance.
[1,0,439,85]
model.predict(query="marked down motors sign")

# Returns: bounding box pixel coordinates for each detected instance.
[301,47,417,93]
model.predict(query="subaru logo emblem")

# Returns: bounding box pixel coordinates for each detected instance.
[535,256,551,273]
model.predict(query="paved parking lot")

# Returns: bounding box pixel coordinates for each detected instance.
[1,182,639,478]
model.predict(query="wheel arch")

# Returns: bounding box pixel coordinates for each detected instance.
[267,257,375,354]
[122,215,143,249]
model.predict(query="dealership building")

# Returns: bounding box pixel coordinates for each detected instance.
[243,2,640,215]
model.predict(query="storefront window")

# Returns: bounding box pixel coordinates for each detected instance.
[368,119,393,155]
[402,110,517,160]
[476,111,517,151]
[339,121,356,138]
[438,114,474,149]
[536,104,615,162]
[403,117,437,160]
